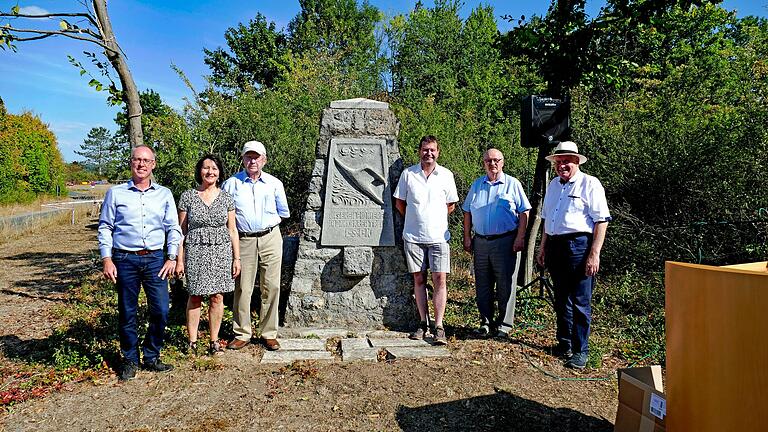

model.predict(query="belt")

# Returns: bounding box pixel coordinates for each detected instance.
[113,248,160,256]
[239,226,275,238]
[474,230,516,241]
[549,232,591,241]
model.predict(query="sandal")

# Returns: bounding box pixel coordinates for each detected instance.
[187,341,198,355]
[209,340,225,356]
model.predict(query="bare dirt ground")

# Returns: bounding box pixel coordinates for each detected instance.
[0,217,619,432]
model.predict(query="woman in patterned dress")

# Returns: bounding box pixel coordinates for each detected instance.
[175,155,240,355]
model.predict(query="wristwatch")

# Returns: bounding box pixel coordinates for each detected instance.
[167,254,177,261]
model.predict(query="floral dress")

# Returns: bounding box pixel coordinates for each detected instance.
[178,189,235,296]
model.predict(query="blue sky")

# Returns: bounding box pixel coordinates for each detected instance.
[1,0,766,162]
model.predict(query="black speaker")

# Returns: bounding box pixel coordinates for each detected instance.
[520,95,571,148]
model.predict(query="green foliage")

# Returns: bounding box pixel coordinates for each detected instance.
[75,126,123,179]
[203,13,290,92]
[0,110,66,204]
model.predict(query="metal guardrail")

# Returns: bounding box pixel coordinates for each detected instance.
[40,199,103,224]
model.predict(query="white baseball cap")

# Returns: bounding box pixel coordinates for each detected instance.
[241,140,267,156]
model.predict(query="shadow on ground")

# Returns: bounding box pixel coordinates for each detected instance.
[396,389,613,432]
[3,250,100,295]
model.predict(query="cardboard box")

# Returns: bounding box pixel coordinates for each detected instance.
[614,366,666,432]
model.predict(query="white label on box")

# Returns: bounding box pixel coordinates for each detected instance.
[649,393,666,419]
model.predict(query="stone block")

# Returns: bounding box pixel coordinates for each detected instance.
[279,338,327,351]
[302,295,324,310]
[290,278,314,294]
[343,246,373,276]
[297,246,341,260]
[330,98,389,110]
[368,338,432,348]
[385,346,451,359]
[306,192,322,210]
[311,159,326,177]
[341,338,372,351]
[261,350,335,364]
[342,348,379,362]
[298,328,354,339]
[292,259,325,278]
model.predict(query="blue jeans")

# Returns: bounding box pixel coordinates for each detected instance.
[113,250,169,364]
[545,233,594,355]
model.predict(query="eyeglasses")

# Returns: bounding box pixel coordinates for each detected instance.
[131,158,155,165]
[484,158,503,164]
[243,154,263,161]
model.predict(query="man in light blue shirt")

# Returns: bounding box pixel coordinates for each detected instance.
[98,145,182,381]
[222,140,289,351]
[462,148,531,338]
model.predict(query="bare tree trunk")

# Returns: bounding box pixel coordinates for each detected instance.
[521,144,552,285]
[92,0,143,148]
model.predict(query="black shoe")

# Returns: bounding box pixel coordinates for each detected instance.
[473,325,492,338]
[409,322,430,340]
[553,344,573,360]
[119,362,138,381]
[142,358,173,373]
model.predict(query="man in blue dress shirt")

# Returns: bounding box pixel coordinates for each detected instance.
[98,145,182,381]
[536,141,611,369]
[222,141,289,351]
[462,148,531,338]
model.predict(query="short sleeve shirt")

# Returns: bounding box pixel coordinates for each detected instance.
[221,171,290,232]
[462,173,531,236]
[393,163,459,243]
[542,170,611,235]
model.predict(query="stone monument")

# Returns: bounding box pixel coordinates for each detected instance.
[285,98,415,330]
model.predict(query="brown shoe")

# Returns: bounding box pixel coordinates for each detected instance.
[261,338,280,351]
[228,338,250,350]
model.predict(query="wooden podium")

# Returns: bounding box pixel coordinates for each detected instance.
[665,261,768,431]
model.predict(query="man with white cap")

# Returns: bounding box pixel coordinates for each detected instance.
[536,141,611,369]
[222,141,289,351]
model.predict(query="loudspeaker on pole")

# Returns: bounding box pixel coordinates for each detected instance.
[520,95,571,148]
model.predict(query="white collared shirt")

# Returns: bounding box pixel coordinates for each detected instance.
[393,163,459,243]
[542,170,611,235]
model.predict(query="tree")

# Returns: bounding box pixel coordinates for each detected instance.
[0,0,144,147]
[203,13,289,93]
[75,126,115,176]
[114,89,172,146]
[500,0,724,282]
[203,0,384,94]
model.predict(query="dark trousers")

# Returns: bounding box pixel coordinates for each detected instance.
[113,250,169,364]
[545,234,593,355]
[473,232,517,329]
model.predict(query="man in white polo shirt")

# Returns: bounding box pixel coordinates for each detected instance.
[394,135,459,345]
[536,141,611,369]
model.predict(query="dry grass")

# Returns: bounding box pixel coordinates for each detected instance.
[0,206,95,246]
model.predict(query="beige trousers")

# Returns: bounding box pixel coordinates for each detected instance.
[233,228,283,340]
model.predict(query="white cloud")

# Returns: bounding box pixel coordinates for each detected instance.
[18,6,50,15]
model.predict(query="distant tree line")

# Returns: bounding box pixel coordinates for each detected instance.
[0,101,66,204]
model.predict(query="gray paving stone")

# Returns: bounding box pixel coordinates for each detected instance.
[364,330,408,339]
[341,338,371,351]
[385,346,451,359]
[298,328,355,339]
[279,338,327,351]
[368,338,432,348]
[261,350,335,364]
[342,348,380,362]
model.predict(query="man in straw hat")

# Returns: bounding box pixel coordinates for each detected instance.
[536,141,611,369]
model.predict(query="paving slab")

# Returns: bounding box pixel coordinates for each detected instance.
[368,338,432,348]
[279,338,327,351]
[385,346,451,359]
[341,338,371,351]
[342,348,380,362]
[364,330,408,339]
[261,350,335,364]
[285,328,356,339]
